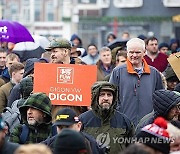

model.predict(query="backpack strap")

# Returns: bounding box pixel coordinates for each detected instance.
[51,124,57,137]
[20,124,29,144]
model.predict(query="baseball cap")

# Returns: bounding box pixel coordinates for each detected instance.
[54,108,79,126]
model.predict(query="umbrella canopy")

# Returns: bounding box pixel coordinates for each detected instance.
[32,35,50,49]
[12,42,46,62]
[0,20,34,43]
[107,39,127,50]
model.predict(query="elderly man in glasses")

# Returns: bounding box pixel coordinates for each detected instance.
[110,38,164,126]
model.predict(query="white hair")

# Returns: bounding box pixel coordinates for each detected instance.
[126,38,145,51]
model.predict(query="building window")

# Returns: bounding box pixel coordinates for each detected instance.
[78,0,97,4]
[113,0,143,8]
[163,0,180,7]
[46,1,54,21]
[35,0,42,21]
[97,0,110,8]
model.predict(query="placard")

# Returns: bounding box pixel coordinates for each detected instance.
[34,63,97,106]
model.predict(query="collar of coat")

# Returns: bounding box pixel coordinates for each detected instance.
[126,58,150,74]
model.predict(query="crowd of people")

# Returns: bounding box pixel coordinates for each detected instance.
[0,32,179,154]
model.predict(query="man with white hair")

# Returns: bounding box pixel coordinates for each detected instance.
[110,38,164,126]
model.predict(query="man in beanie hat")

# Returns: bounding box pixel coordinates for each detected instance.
[79,81,134,154]
[158,42,170,55]
[164,65,179,91]
[10,92,53,144]
[0,114,19,154]
[42,108,103,154]
[136,117,170,154]
[136,89,180,134]
[54,129,88,154]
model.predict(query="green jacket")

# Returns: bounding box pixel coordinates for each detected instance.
[10,93,52,144]
[79,81,134,154]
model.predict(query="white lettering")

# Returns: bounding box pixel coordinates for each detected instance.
[48,93,83,102]
[0,26,7,33]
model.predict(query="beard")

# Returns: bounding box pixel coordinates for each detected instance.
[27,119,38,126]
[150,50,158,55]
[27,117,44,126]
[99,103,111,116]
[100,102,111,110]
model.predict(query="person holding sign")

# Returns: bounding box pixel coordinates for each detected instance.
[50,38,85,65]
[79,81,134,154]
[48,38,88,120]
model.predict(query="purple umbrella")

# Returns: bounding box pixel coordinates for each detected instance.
[0,20,34,43]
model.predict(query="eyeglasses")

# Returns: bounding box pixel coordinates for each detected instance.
[128,51,142,55]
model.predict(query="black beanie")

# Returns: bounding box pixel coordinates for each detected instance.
[153,89,180,117]
[54,129,88,154]
[23,58,39,77]
[158,42,169,50]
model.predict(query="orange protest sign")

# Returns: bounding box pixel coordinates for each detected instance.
[33,63,97,106]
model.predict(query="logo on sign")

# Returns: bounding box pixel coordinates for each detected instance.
[57,67,74,84]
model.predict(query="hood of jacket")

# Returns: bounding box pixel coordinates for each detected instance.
[91,81,118,122]
[19,92,52,124]
[70,34,82,47]
[153,89,180,117]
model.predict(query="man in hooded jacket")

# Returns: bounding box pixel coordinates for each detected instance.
[9,92,53,144]
[79,81,134,154]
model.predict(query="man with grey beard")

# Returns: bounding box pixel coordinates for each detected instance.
[9,93,53,144]
[79,81,134,154]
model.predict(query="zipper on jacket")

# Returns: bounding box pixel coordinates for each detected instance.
[134,84,137,96]
[35,129,38,143]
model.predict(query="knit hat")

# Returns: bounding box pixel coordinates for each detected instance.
[54,108,79,126]
[19,76,33,99]
[158,42,169,50]
[164,66,178,81]
[54,128,88,154]
[137,117,170,154]
[23,58,39,77]
[137,34,147,40]
[153,89,180,117]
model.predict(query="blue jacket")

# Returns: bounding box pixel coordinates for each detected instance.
[110,59,164,126]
